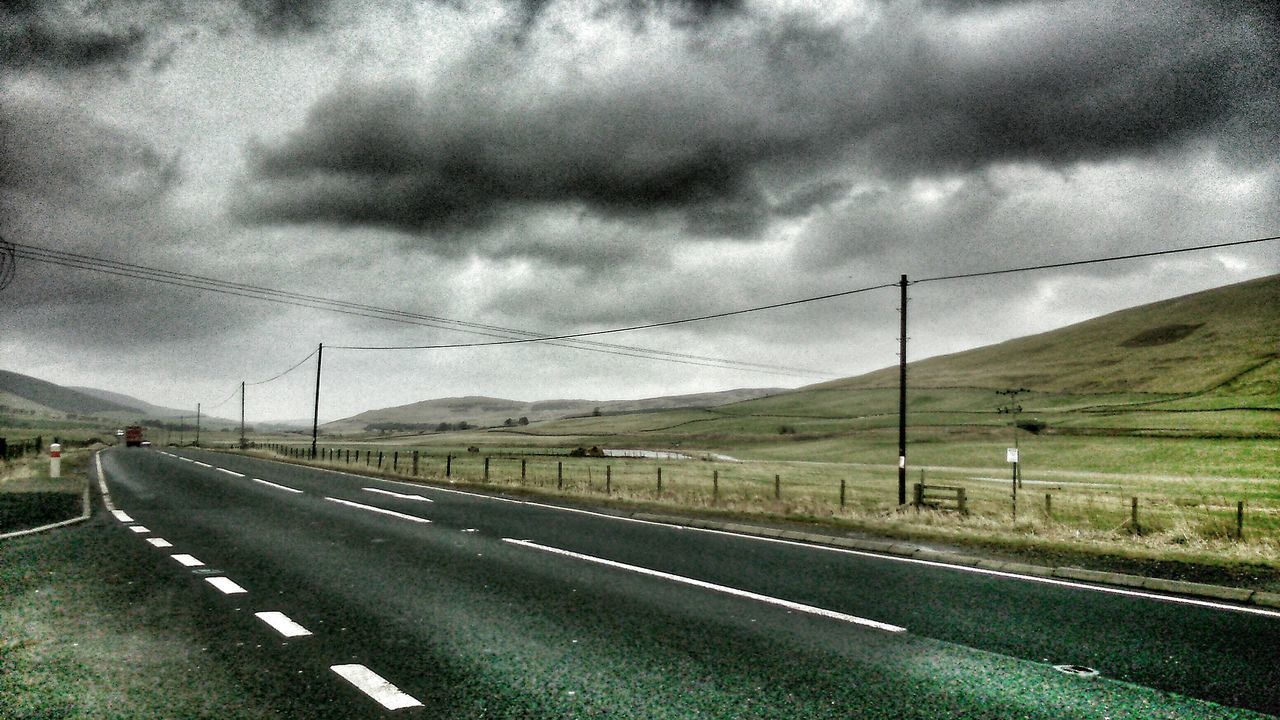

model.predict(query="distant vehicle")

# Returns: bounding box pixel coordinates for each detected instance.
[125,425,145,447]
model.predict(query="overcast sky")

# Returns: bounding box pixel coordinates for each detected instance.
[2,0,1277,423]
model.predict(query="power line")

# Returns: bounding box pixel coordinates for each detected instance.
[329,282,900,350]
[247,346,320,386]
[913,235,1280,284]
[10,242,836,379]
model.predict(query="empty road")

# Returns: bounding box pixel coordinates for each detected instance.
[95,447,1280,718]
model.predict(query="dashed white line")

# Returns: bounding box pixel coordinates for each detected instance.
[252,477,304,494]
[193,461,212,468]
[325,497,431,524]
[171,553,205,567]
[330,664,423,710]
[205,576,248,595]
[255,611,312,638]
[179,457,194,463]
[147,538,173,548]
[363,487,434,502]
[129,526,150,534]
[112,510,134,523]
[503,538,906,634]
[216,467,246,477]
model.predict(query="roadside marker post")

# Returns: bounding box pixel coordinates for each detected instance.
[49,443,61,478]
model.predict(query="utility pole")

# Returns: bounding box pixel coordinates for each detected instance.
[240,381,246,450]
[195,403,201,447]
[997,388,1030,515]
[311,343,323,459]
[897,274,908,506]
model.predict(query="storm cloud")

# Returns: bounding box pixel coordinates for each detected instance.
[233,0,1277,243]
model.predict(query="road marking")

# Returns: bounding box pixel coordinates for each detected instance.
[147,538,173,548]
[364,476,1280,620]
[363,487,434,502]
[171,554,205,567]
[252,478,304,494]
[112,510,134,523]
[216,467,246,477]
[255,611,312,638]
[330,664,423,710]
[503,538,906,633]
[205,576,247,595]
[325,497,431,524]
[193,461,212,468]
[129,526,150,533]
[179,457,194,463]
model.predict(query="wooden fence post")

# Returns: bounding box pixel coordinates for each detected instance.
[606,465,612,495]
[377,451,383,469]
[1045,493,1052,517]
[413,450,419,476]
[393,451,398,471]
[657,467,662,494]
[446,454,452,478]
[713,470,719,504]
[484,457,490,481]
[557,461,562,489]
[521,459,526,481]
[775,474,781,500]
[1237,500,1245,540]
[1131,496,1139,530]
[840,479,846,508]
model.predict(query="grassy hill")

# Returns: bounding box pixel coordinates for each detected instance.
[323,388,785,434]
[513,273,1280,459]
[829,272,1279,396]
[0,370,138,417]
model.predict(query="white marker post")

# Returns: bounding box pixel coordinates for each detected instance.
[49,443,61,479]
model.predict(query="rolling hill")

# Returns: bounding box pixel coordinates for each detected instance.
[0,370,139,417]
[322,388,786,434]
[826,272,1279,396]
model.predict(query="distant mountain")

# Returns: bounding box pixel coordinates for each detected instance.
[70,386,192,419]
[323,388,785,434]
[0,369,138,416]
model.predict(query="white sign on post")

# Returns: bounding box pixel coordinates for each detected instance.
[1006,448,1019,464]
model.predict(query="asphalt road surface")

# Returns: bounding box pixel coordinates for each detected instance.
[95,447,1280,718]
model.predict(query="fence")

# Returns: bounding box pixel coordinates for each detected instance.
[250,443,1278,544]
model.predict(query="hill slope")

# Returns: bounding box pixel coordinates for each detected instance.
[0,370,138,416]
[823,273,1279,396]
[324,388,785,434]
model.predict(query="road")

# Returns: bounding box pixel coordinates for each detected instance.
[95,447,1280,718]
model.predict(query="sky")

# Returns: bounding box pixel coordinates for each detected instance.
[2,0,1277,424]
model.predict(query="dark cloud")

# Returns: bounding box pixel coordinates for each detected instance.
[232,0,1277,246]
[0,92,181,209]
[236,0,331,36]
[0,2,147,70]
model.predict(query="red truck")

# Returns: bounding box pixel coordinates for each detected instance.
[125,425,145,447]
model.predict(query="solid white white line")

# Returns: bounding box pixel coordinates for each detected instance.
[129,526,150,533]
[252,477,304,494]
[255,611,312,638]
[111,510,133,523]
[205,576,247,595]
[252,456,1280,619]
[193,461,212,468]
[216,467,246,477]
[325,497,431,524]
[363,487,434,502]
[503,538,906,633]
[330,664,423,710]
[171,553,204,567]
[147,538,173,548]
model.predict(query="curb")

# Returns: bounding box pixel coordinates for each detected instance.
[628,511,1278,610]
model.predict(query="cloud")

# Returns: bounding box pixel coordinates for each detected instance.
[0,2,147,70]
[231,0,1277,249]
